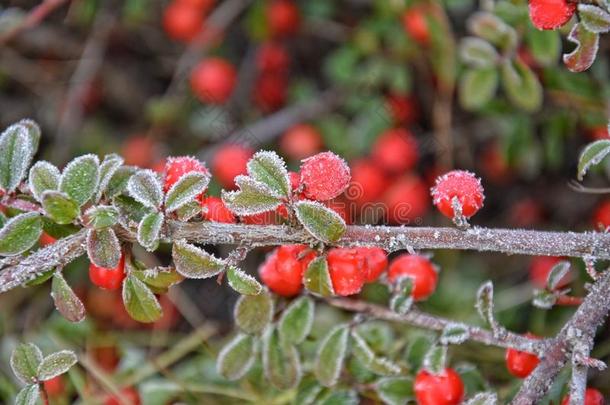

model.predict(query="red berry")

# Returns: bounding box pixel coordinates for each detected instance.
[253,72,288,112]
[300,152,351,201]
[561,388,606,405]
[529,256,571,289]
[163,156,209,193]
[288,171,301,191]
[348,159,389,207]
[414,368,464,405]
[388,254,438,301]
[480,143,511,185]
[509,198,544,228]
[39,232,57,247]
[371,128,419,174]
[190,58,237,104]
[327,248,366,296]
[43,375,65,397]
[104,387,141,405]
[257,41,290,73]
[212,144,254,189]
[163,1,204,42]
[431,170,484,219]
[588,126,609,141]
[259,245,315,296]
[528,0,575,30]
[122,136,160,168]
[386,93,419,124]
[382,175,429,224]
[505,335,540,378]
[280,124,324,161]
[202,196,236,223]
[357,247,388,283]
[402,7,431,45]
[266,0,300,37]
[593,200,610,230]
[177,0,215,12]
[89,255,126,291]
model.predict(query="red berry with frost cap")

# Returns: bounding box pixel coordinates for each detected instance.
[431,170,484,219]
[505,334,540,378]
[528,0,575,30]
[371,128,419,174]
[327,248,366,296]
[164,156,209,193]
[414,368,464,405]
[89,254,126,291]
[190,58,237,104]
[388,254,438,301]
[561,388,605,405]
[300,152,351,201]
[202,196,236,223]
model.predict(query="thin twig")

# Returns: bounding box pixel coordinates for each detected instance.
[0,0,69,45]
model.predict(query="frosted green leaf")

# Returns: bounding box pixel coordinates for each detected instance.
[96,154,124,201]
[172,240,226,279]
[423,345,447,374]
[459,68,498,111]
[0,123,34,193]
[440,323,470,345]
[132,266,182,294]
[262,328,301,390]
[546,260,571,290]
[37,350,77,381]
[28,161,60,202]
[464,392,498,405]
[41,191,80,225]
[16,119,40,154]
[175,200,201,221]
[317,390,359,405]
[165,171,210,212]
[105,166,136,199]
[0,212,42,256]
[294,201,346,244]
[234,290,273,335]
[137,211,164,252]
[14,384,39,405]
[303,257,334,297]
[350,331,400,376]
[475,281,495,327]
[221,175,282,216]
[563,23,599,73]
[315,325,349,387]
[86,228,121,269]
[217,333,256,380]
[467,12,516,50]
[51,272,86,323]
[279,296,314,345]
[389,276,414,315]
[577,140,610,180]
[459,37,498,68]
[59,154,100,206]
[294,377,324,405]
[501,58,542,112]
[127,169,163,209]
[226,266,262,295]
[85,205,119,229]
[122,275,163,323]
[10,343,42,384]
[376,377,414,405]
[579,4,610,34]
[247,151,291,198]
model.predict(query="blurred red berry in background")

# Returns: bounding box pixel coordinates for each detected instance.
[190,57,237,104]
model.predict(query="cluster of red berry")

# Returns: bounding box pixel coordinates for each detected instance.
[163,0,216,43]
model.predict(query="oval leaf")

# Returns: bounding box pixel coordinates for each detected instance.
[315,325,349,387]
[37,350,77,381]
[132,266,183,294]
[440,323,470,345]
[105,166,136,199]
[59,154,100,206]
[85,205,119,229]
[86,228,121,269]
[294,201,346,244]
[262,328,301,390]
[164,171,210,212]
[17,119,41,153]
[0,124,33,193]
[15,384,39,405]
[579,4,610,34]
[221,176,283,216]
[279,296,315,345]
[376,377,414,405]
[137,211,164,252]
[459,37,498,68]
[127,169,163,209]
[247,151,291,198]
[234,291,273,335]
[0,212,42,256]
[122,275,163,323]
[172,240,225,279]
[28,161,60,202]
[41,191,80,225]
[577,140,610,180]
[51,272,86,323]
[96,154,124,202]
[227,266,263,295]
[546,260,571,290]
[501,58,542,112]
[459,68,498,111]
[10,343,42,384]
[303,256,335,297]
[464,392,498,405]
[217,333,256,380]
[351,331,401,376]
[563,23,599,73]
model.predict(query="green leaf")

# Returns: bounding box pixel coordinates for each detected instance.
[247,151,291,198]
[294,201,346,243]
[467,12,516,51]
[59,154,100,206]
[85,205,119,229]
[526,28,560,67]
[96,154,124,201]
[217,333,256,380]
[262,328,301,390]
[41,191,80,225]
[234,290,273,335]
[105,166,136,199]
[317,390,359,405]
[10,343,42,384]
[389,276,414,315]
[315,325,349,387]
[475,281,495,327]
[17,119,41,154]
[122,275,163,323]
[440,323,470,345]
[563,22,599,73]
[221,176,282,216]
[164,172,210,212]
[405,335,432,369]
[533,288,557,309]
[350,331,400,376]
[0,123,33,193]
[459,37,498,68]
[172,240,226,279]
[175,200,201,221]
[501,58,542,112]
[303,256,335,297]
[578,4,610,34]
[459,68,498,111]
[226,266,263,295]
[113,195,151,226]
[51,272,86,323]
[423,345,447,374]
[137,211,164,252]
[26,268,55,286]
[127,169,163,209]
[279,296,315,345]
[464,392,498,405]
[295,377,324,405]
[14,384,39,405]
[37,350,78,381]
[577,140,610,180]
[546,260,571,290]
[376,377,414,405]
[86,228,121,269]
[0,212,42,256]
[28,161,60,202]
[132,266,182,294]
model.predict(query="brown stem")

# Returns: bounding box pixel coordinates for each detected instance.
[0,0,69,45]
